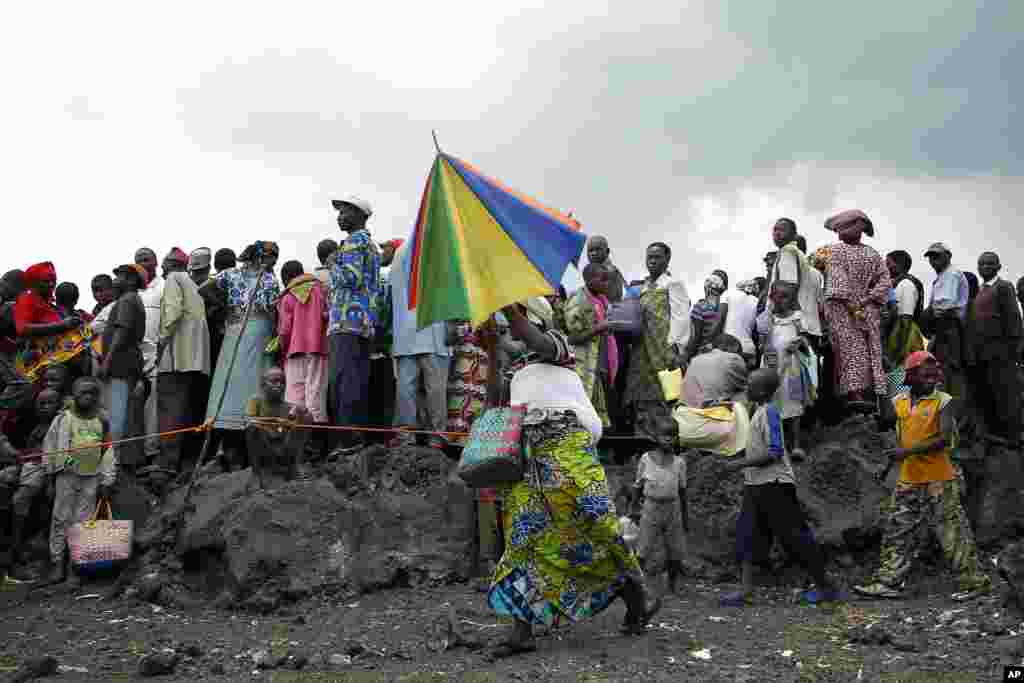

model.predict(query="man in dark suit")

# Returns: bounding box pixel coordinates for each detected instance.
[965,252,1022,449]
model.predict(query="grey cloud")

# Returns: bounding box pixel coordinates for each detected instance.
[171,2,1022,289]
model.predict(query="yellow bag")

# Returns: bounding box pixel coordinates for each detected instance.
[672,402,751,456]
[658,368,683,402]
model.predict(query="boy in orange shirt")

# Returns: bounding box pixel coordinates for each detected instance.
[854,351,991,600]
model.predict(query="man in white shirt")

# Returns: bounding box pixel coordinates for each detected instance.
[640,242,691,366]
[723,281,760,367]
[135,247,164,463]
[922,242,968,398]
[885,250,923,320]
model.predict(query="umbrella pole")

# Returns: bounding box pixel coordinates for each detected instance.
[175,266,267,550]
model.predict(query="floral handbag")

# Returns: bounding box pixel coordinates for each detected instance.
[456,405,527,488]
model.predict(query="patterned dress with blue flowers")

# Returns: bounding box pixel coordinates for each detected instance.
[205,265,281,429]
[488,335,643,626]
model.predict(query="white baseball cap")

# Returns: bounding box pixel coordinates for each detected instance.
[331,195,373,218]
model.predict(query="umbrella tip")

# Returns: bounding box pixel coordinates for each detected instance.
[432,130,441,154]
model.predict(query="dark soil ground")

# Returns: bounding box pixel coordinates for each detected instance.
[1,563,1013,682]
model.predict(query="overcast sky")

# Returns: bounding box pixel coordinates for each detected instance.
[3,1,1020,308]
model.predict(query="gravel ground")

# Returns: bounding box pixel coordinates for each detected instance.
[0,569,1012,682]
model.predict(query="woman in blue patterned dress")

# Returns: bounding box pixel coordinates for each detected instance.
[205,242,280,470]
[487,298,660,658]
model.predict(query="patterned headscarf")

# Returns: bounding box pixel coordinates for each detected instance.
[824,209,874,237]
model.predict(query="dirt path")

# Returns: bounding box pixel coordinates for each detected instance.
[0,572,1011,682]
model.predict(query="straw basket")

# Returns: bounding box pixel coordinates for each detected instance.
[68,498,132,572]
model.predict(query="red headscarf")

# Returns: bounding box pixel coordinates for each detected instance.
[23,262,56,289]
[14,262,60,333]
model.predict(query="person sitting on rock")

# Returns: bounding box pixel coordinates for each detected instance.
[8,388,63,580]
[44,376,117,587]
[854,351,992,601]
[719,368,842,607]
[244,366,311,489]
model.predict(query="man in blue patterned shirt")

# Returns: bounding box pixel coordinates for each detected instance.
[327,195,381,453]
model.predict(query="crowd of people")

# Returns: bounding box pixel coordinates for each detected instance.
[1,201,1022,655]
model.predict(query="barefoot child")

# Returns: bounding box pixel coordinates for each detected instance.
[720,368,841,606]
[245,366,311,489]
[853,351,991,600]
[44,376,117,586]
[632,416,687,595]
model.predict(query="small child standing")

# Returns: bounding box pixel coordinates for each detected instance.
[276,261,328,457]
[854,351,991,600]
[720,368,841,607]
[8,388,63,578]
[44,376,117,586]
[757,282,813,457]
[632,416,687,595]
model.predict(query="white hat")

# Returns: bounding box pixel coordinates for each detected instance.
[331,195,373,217]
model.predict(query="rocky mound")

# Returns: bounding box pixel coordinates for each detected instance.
[124,446,477,612]
[73,414,1014,612]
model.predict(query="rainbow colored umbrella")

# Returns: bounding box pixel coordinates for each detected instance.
[408,151,586,329]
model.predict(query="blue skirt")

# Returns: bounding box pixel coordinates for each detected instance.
[206,316,274,430]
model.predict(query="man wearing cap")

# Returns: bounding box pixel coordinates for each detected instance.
[920,243,969,398]
[151,249,211,490]
[134,247,165,465]
[188,247,211,287]
[326,196,382,454]
[98,264,148,472]
[964,252,1022,449]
